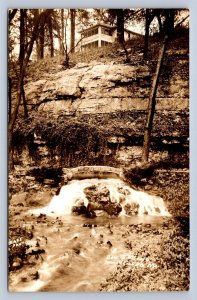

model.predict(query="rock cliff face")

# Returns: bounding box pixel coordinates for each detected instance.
[25,58,189,116]
[14,52,189,170]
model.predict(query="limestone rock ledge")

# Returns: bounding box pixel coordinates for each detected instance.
[23,61,188,115]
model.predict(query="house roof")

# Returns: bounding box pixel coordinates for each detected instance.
[79,22,115,33]
[79,22,143,36]
[124,28,143,36]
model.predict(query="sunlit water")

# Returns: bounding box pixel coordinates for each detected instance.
[10,178,171,292]
[31,178,171,217]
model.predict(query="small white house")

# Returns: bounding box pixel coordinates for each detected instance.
[79,23,142,50]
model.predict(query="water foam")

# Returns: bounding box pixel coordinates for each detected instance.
[30,178,170,217]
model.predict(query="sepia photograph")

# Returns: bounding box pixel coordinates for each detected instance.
[8,8,189,292]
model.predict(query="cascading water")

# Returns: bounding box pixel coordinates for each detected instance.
[30,178,171,218]
[10,178,171,292]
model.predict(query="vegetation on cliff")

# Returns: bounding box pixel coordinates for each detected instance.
[8,9,189,292]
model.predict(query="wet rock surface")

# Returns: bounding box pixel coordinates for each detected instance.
[84,184,122,217]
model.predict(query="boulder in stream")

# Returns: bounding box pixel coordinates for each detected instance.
[83,184,122,217]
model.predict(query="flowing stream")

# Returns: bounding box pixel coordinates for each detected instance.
[10,178,171,292]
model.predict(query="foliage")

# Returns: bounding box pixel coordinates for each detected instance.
[13,116,108,167]
[123,163,154,185]
[9,226,33,271]
[11,109,189,171]
[100,219,189,291]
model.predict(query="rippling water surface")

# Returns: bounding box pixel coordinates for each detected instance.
[10,178,171,292]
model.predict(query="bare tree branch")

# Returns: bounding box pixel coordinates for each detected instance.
[175,15,189,29]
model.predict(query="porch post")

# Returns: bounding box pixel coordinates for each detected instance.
[98,26,101,47]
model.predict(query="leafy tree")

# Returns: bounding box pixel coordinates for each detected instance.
[133,9,188,60]
[141,9,189,162]
[9,10,53,169]
[62,9,90,66]
[34,9,58,59]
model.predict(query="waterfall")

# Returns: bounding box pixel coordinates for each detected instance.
[30,178,170,217]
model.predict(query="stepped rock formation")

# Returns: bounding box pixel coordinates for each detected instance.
[24,58,189,115]
[12,48,189,169]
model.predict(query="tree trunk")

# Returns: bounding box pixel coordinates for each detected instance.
[35,8,45,60]
[22,84,28,118]
[39,23,45,59]
[70,9,75,53]
[9,10,52,168]
[64,44,69,68]
[169,10,175,34]
[8,77,12,122]
[60,9,65,55]
[156,14,163,34]
[57,27,64,55]
[24,10,28,51]
[9,76,24,170]
[36,39,40,59]
[164,9,175,36]
[19,9,26,62]
[9,9,18,25]
[19,9,28,119]
[48,15,54,57]
[143,9,149,60]
[33,9,43,60]
[116,9,125,44]
[142,36,168,163]
[61,9,64,41]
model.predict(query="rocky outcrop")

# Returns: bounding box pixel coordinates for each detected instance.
[24,60,189,115]
[71,183,123,217]
[13,55,189,170]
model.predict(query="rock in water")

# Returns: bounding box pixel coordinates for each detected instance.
[84,184,122,216]
[124,202,140,216]
[72,205,87,215]
[102,203,122,216]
